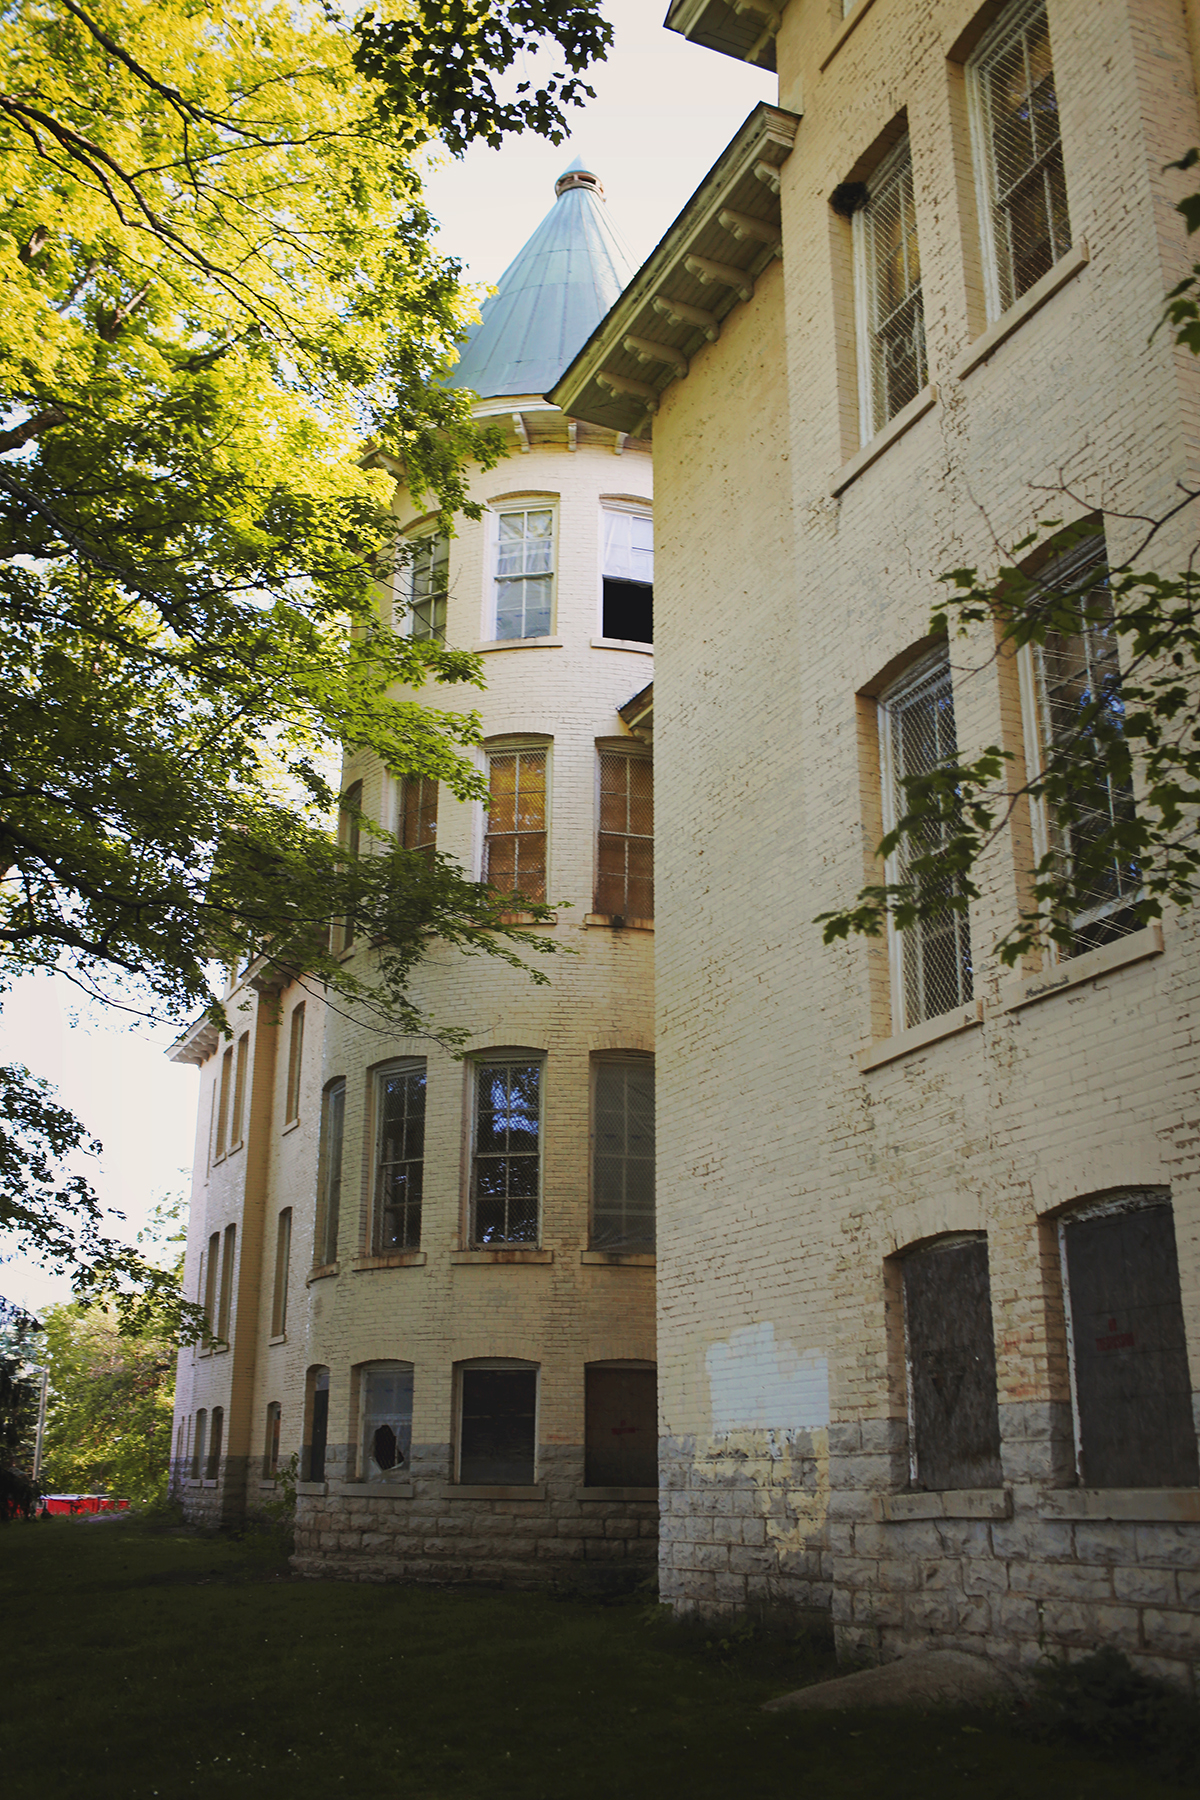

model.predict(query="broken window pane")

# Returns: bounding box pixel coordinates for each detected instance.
[360,1364,414,1480]
[585,1366,657,1487]
[459,1367,537,1484]
[901,1236,1003,1490]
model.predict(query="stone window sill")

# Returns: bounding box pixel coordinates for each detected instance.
[443,1483,546,1501]
[330,1480,414,1500]
[352,1252,427,1272]
[859,1000,983,1073]
[583,913,654,931]
[831,384,938,497]
[820,0,881,70]
[203,1479,219,1490]
[577,1487,658,1503]
[186,1479,204,1489]
[590,637,654,655]
[226,1138,243,1155]
[281,1117,300,1136]
[307,1261,339,1285]
[954,240,1090,380]
[268,1332,286,1346]
[873,1488,1012,1523]
[297,1481,328,1497]
[473,636,562,653]
[495,910,557,926]
[451,1248,553,1266]
[210,1342,229,1356]
[579,1250,656,1266]
[998,923,1163,1014]
[1038,1487,1200,1522]
[257,1480,278,1491]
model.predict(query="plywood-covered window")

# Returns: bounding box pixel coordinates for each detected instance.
[854,134,926,440]
[360,1363,414,1480]
[591,1057,655,1253]
[484,747,547,904]
[900,1235,1003,1491]
[374,1061,426,1252]
[458,1363,537,1485]
[596,752,653,920]
[316,1077,345,1267]
[470,1057,541,1246]
[585,1365,657,1487]
[270,1208,291,1337]
[1060,1193,1199,1489]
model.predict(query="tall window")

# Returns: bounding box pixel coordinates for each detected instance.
[399,775,437,855]
[203,1231,219,1332]
[408,531,448,641]
[285,1003,305,1125]
[230,1031,248,1150]
[316,1077,345,1267]
[263,1402,282,1478]
[458,1362,537,1485]
[214,1045,233,1158]
[596,751,653,920]
[470,1057,541,1246]
[495,507,554,639]
[191,1410,207,1480]
[360,1363,414,1479]
[336,781,362,952]
[899,1236,1003,1491]
[1026,538,1140,955]
[271,1208,292,1337]
[592,1058,655,1253]
[854,135,926,441]
[206,1406,224,1481]
[216,1224,236,1344]
[879,647,973,1028]
[601,506,653,643]
[1059,1193,1198,1490]
[485,748,547,904]
[306,1366,330,1482]
[374,1061,426,1252]
[585,1365,657,1487]
[969,0,1070,317]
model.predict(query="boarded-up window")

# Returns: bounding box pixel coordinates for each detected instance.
[307,1366,330,1482]
[374,1062,426,1252]
[263,1402,282,1478]
[285,1003,305,1124]
[399,775,438,854]
[591,1058,655,1252]
[316,1078,345,1267]
[901,1236,1003,1491]
[1061,1195,1199,1489]
[459,1366,537,1485]
[271,1209,291,1337]
[470,1059,541,1246]
[360,1364,414,1479]
[585,1366,657,1487]
[485,749,547,904]
[206,1406,224,1480]
[596,753,653,920]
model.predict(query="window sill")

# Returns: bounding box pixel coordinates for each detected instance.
[997,923,1163,1015]
[451,1248,553,1265]
[590,637,654,655]
[227,1139,243,1156]
[583,913,654,931]
[496,910,557,926]
[307,1261,339,1284]
[954,240,1090,380]
[352,1252,427,1272]
[268,1332,286,1346]
[281,1117,300,1137]
[210,1342,229,1356]
[873,1488,1012,1523]
[820,0,881,70]
[203,1479,219,1490]
[443,1483,546,1501]
[297,1481,328,1498]
[580,1250,656,1266]
[831,384,938,497]
[331,1480,414,1499]
[473,636,563,653]
[186,1479,204,1488]
[577,1486,658,1503]
[257,1480,278,1491]
[1039,1488,1200,1523]
[859,1001,983,1073]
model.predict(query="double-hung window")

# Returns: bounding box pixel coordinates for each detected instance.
[470,1057,541,1246]
[968,0,1071,317]
[374,1061,426,1252]
[407,531,448,641]
[270,1208,291,1337]
[601,506,653,643]
[854,135,926,441]
[591,1057,655,1253]
[315,1077,345,1267]
[285,1003,305,1124]
[596,752,653,921]
[879,647,973,1028]
[494,507,554,639]
[485,747,548,904]
[398,774,437,855]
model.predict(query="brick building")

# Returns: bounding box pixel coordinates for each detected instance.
[550,0,1200,1682]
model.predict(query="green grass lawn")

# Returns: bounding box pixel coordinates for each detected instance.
[0,1515,1184,1799]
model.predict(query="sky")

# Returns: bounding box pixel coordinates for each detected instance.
[0,3,774,1319]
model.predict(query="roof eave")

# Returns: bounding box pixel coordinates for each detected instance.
[663,0,783,72]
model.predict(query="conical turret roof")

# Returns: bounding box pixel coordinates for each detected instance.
[449,160,636,401]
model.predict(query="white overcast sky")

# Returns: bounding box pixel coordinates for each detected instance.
[0,5,773,1318]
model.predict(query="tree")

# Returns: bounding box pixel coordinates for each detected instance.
[37,1298,178,1503]
[0,1297,42,1519]
[818,163,1200,966]
[0,0,611,1306]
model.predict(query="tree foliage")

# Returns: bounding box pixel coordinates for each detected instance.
[37,1295,178,1503]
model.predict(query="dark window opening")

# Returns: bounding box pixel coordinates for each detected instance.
[459,1367,536,1485]
[206,1406,224,1481]
[901,1236,1003,1491]
[602,578,653,645]
[585,1366,657,1487]
[308,1367,330,1482]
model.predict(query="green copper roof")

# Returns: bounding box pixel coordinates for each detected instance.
[449,161,637,401]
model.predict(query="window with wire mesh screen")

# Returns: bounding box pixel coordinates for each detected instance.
[595,751,653,919]
[398,774,437,855]
[854,134,926,441]
[879,646,973,1029]
[1026,536,1141,956]
[969,0,1070,318]
[495,507,554,639]
[484,747,547,904]
[316,1077,345,1267]
[591,1057,655,1253]
[470,1058,541,1245]
[408,531,448,640]
[373,1060,426,1252]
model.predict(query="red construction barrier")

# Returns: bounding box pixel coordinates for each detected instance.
[36,1494,131,1516]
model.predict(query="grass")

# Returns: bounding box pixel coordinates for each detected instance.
[0,1515,1188,1799]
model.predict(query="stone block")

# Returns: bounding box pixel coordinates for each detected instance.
[1115,1565,1178,1607]
[713,1573,748,1605]
[689,1541,731,1573]
[831,1587,853,1622]
[729,1545,776,1576]
[829,1454,894,1493]
[915,1558,963,1592]
[902,1591,959,1632]
[961,1555,1009,1596]
[991,1518,1074,1562]
[934,1520,992,1558]
[828,1423,863,1456]
[1041,1599,1104,1646]
[1143,1608,1200,1659]
[875,1558,919,1593]
[740,1516,767,1547]
[1009,1562,1113,1603]
[853,1589,905,1627]
[1135,1524,1200,1568]
[995,1595,1042,1638]
[1073,1523,1135,1565]
[957,1594,993,1636]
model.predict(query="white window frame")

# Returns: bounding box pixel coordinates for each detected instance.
[598,498,654,645]
[488,500,557,642]
[590,1053,655,1254]
[467,1053,544,1248]
[852,133,926,446]
[356,1360,415,1482]
[372,1058,427,1254]
[403,526,449,642]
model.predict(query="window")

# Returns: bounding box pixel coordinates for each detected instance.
[216,1224,236,1344]
[1059,1193,1198,1489]
[601,506,653,643]
[285,1003,305,1124]
[335,782,362,952]
[359,1363,414,1479]
[374,1061,426,1252]
[969,0,1070,317]
[1024,537,1140,955]
[494,506,554,639]
[398,774,437,855]
[458,1363,537,1484]
[470,1058,542,1246]
[263,1402,282,1478]
[206,1406,224,1481]
[484,748,547,904]
[230,1031,248,1150]
[899,1236,1003,1491]
[214,1045,233,1158]
[271,1208,291,1337]
[316,1078,345,1267]
[203,1231,219,1332]
[585,1365,657,1487]
[596,751,653,920]
[879,646,973,1028]
[407,531,448,641]
[591,1058,655,1252]
[191,1410,207,1480]
[854,134,926,440]
[306,1366,330,1482]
